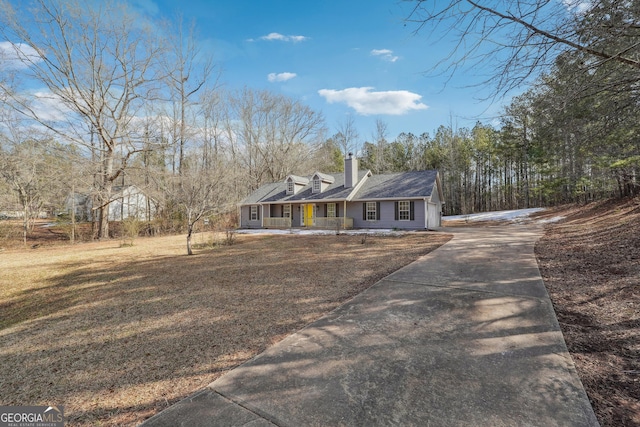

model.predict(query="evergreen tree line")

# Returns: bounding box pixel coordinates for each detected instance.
[357,59,640,215]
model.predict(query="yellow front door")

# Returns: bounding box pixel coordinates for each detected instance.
[304,204,314,226]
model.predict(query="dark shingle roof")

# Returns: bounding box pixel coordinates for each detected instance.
[241,170,438,204]
[352,170,438,200]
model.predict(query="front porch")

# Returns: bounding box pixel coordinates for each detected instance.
[263,216,354,230]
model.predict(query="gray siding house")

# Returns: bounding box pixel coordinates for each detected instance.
[239,154,444,230]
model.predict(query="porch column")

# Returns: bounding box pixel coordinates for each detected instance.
[343,200,347,229]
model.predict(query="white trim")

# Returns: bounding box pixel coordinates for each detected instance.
[351,196,424,202]
[346,170,372,201]
[424,199,428,229]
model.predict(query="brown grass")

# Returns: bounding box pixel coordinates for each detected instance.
[534,198,640,427]
[0,230,451,426]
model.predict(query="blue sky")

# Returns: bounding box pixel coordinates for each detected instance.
[0,0,514,144]
[131,0,512,142]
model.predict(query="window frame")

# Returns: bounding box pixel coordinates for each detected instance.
[398,201,410,221]
[283,204,291,218]
[312,177,321,193]
[327,203,336,218]
[286,179,294,194]
[250,205,259,221]
[366,202,377,221]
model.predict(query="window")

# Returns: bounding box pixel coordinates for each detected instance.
[312,177,321,193]
[398,201,410,220]
[366,202,377,221]
[327,203,336,218]
[250,205,259,221]
[283,204,291,218]
[395,201,415,221]
[286,179,294,194]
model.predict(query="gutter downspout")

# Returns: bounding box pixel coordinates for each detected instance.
[424,198,428,229]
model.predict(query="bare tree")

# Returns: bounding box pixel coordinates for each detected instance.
[0,0,166,239]
[230,88,325,192]
[334,115,360,157]
[175,167,216,256]
[165,148,232,255]
[0,111,76,243]
[162,16,216,176]
[372,118,389,173]
[200,87,225,169]
[405,0,640,96]
[0,142,45,244]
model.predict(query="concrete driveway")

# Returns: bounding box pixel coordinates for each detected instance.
[141,225,599,426]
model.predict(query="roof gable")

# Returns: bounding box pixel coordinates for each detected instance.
[311,172,335,183]
[286,175,309,185]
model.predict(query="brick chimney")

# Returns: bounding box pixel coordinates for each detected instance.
[344,152,358,188]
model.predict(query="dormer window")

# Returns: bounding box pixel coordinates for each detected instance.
[285,175,309,195]
[311,172,335,194]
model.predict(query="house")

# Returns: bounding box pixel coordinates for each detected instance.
[107,185,156,221]
[239,154,444,230]
[65,185,157,222]
[64,193,93,221]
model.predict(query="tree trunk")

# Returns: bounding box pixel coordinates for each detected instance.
[98,148,115,239]
[22,204,28,246]
[186,224,193,255]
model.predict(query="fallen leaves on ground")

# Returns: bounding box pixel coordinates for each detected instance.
[534,197,640,427]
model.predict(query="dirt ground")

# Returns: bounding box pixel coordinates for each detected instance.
[532,198,640,427]
[0,227,451,426]
[1,199,638,426]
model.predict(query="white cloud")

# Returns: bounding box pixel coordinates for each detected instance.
[318,87,428,116]
[267,72,297,82]
[258,32,308,42]
[131,0,160,15]
[371,49,399,62]
[562,0,592,14]
[0,42,42,70]
[31,90,73,122]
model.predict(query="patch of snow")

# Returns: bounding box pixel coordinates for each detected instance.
[536,216,565,224]
[444,208,546,223]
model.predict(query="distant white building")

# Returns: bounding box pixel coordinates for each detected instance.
[65,185,157,222]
